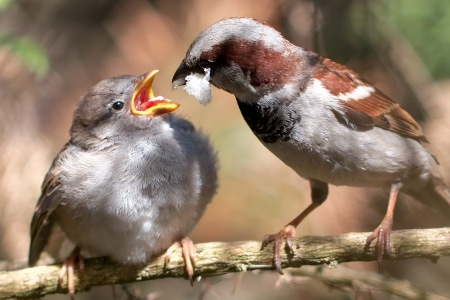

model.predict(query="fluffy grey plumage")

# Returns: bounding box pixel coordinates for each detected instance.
[29,73,218,272]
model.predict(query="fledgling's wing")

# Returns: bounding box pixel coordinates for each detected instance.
[28,143,70,266]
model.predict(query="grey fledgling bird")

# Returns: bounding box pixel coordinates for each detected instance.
[172,17,450,274]
[29,70,218,293]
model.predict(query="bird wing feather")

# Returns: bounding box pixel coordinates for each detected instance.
[313,57,426,141]
[28,143,69,266]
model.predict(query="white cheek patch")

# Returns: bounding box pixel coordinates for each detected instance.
[336,85,375,101]
[184,68,212,106]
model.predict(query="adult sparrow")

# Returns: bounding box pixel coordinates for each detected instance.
[172,17,450,274]
[29,70,218,293]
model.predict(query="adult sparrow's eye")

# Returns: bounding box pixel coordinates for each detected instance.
[112,101,125,111]
[199,60,210,69]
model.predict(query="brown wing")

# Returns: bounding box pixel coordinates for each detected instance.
[28,143,69,266]
[313,57,426,141]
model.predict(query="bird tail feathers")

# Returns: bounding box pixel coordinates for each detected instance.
[405,176,450,219]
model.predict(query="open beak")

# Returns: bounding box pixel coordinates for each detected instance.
[131,70,180,117]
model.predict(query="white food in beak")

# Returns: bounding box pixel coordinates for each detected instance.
[184,68,212,106]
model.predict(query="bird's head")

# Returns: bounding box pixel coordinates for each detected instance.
[71,70,179,148]
[172,17,304,102]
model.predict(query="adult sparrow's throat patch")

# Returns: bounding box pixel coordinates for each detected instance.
[131,70,180,116]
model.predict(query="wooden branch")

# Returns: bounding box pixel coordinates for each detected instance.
[281,266,450,300]
[1,227,450,299]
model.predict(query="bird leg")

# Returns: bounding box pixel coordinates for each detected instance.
[58,246,84,297]
[164,237,196,285]
[261,179,328,275]
[364,183,401,271]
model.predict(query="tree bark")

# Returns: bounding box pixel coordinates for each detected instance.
[1,227,450,299]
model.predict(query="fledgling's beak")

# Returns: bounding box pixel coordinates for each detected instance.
[131,70,180,117]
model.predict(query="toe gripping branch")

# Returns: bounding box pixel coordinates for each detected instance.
[262,180,328,275]
[364,184,401,272]
[165,237,196,285]
[58,247,84,297]
[261,202,321,275]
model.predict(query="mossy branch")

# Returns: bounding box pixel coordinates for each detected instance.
[1,227,450,299]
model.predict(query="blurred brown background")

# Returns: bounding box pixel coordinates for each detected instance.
[1,0,450,299]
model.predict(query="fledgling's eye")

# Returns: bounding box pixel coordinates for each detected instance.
[112,101,125,111]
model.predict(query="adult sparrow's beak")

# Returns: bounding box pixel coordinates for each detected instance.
[131,70,180,117]
[172,61,189,89]
[172,59,207,90]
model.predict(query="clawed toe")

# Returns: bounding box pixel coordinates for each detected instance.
[58,247,84,297]
[364,218,394,272]
[364,185,399,272]
[165,237,196,285]
[261,225,296,275]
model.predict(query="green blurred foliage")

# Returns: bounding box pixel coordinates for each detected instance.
[0,34,49,78]
[0,0,49,78]
[0,0,12,11]
[378,0,450,80]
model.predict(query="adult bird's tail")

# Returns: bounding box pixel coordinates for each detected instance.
[405,167,450,218]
